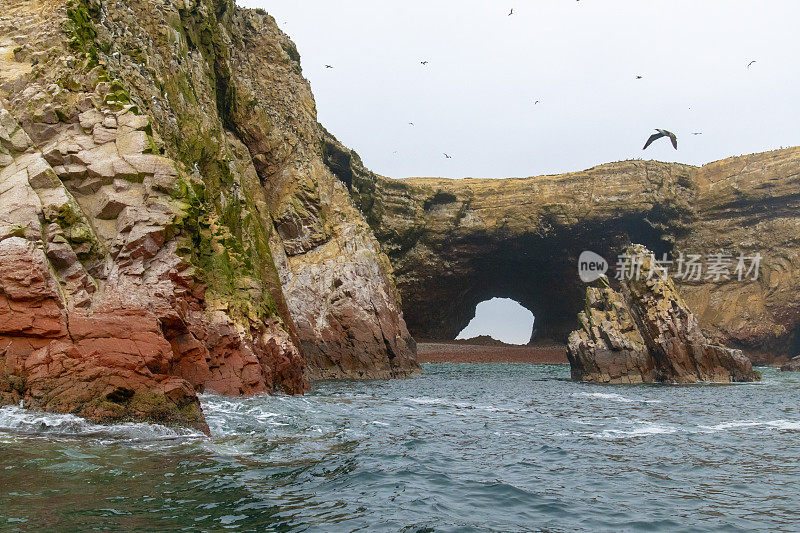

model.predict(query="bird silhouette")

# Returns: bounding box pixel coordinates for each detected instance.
[444,153,452,159]
[533,100,539,105]
[635,75,643,79]
[508,8,513,16]
[408,122,414,126]
[691,132,703,135]
[747,60,756,69]
[643,129,678,150]
[325,64,333,69]
[420,61,428,65]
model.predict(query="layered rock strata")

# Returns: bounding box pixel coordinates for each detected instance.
[340,142,800,363]
[0,0,417,429]
[566,245,760,383]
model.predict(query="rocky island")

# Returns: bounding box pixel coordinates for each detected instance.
[566,245,760,383]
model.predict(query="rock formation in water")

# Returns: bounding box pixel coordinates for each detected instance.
[566,245,760,383]
[337,141,800,364]
[780,356,800,372]
[0,0,418,430]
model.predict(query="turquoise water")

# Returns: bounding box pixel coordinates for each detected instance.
[1,364,799,532]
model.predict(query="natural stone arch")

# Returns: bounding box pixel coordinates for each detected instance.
[333,133,800,362]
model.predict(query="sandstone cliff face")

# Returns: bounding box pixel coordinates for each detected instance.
[345,149,800,363]
[0,0,417,428]
[566,246,760,384]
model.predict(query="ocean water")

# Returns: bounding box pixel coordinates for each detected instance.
[2,364,799,532]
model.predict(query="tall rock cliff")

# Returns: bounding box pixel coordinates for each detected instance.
[0,0,418,429]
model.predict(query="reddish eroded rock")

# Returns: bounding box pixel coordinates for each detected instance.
[0,237,208,433]
[567,245,760,384]
[0,234,305,433]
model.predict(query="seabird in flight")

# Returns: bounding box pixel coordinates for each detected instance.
[643,129,678,150]
[444,153,452,159]
[325,64,333,69]
[747,60,756,69]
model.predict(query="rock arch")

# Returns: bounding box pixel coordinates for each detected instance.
[340,140,800,363]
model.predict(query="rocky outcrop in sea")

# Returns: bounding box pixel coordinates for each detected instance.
[566,245,760,384]
[780,356,800,372]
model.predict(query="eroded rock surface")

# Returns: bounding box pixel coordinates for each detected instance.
[0,0,417,429]
[342,142,800,363]
[566,246,760,384]
[780,356,800,372]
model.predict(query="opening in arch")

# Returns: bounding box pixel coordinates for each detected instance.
[456,298,534,345]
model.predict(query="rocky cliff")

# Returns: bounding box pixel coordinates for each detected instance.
[566,245,760,383]
[0,0,418,429]
[341,145,800,364]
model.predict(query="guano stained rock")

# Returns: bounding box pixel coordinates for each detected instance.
[566,245,760,384]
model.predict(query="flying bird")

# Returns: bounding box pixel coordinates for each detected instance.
[408,122,414,126]
[420,61,428,65]
[691,132,703,135]
[508,8,513,16]
[747,60,756,69]
[444,153,452,159]
[635,75,643,79]
[325,64,333,69]
[533,100,539,105]
[643,129,678,150]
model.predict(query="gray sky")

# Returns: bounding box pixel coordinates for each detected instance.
[456,298,534,344]
[239,0,800,342]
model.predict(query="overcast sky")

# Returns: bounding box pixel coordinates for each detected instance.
[239,1,800,342]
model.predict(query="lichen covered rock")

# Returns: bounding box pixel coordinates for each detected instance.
[567,245,760,383]
[0,0,417,429]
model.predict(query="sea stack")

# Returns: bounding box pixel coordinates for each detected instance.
[567,244,760,383]
[780,356,800,371]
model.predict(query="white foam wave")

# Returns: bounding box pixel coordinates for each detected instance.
[407,397,507,412]
[699,420,800,432]
[594,423,678,439]
[0,406,204,441]
[575,392,662,404]
[200,394,289,436]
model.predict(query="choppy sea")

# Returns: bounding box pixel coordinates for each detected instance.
[2,364,799,532]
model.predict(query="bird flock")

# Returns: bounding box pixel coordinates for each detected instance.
[318,7,760,159]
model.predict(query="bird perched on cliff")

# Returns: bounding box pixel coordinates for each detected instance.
[747,60,756,69]
[643,129,678,150]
